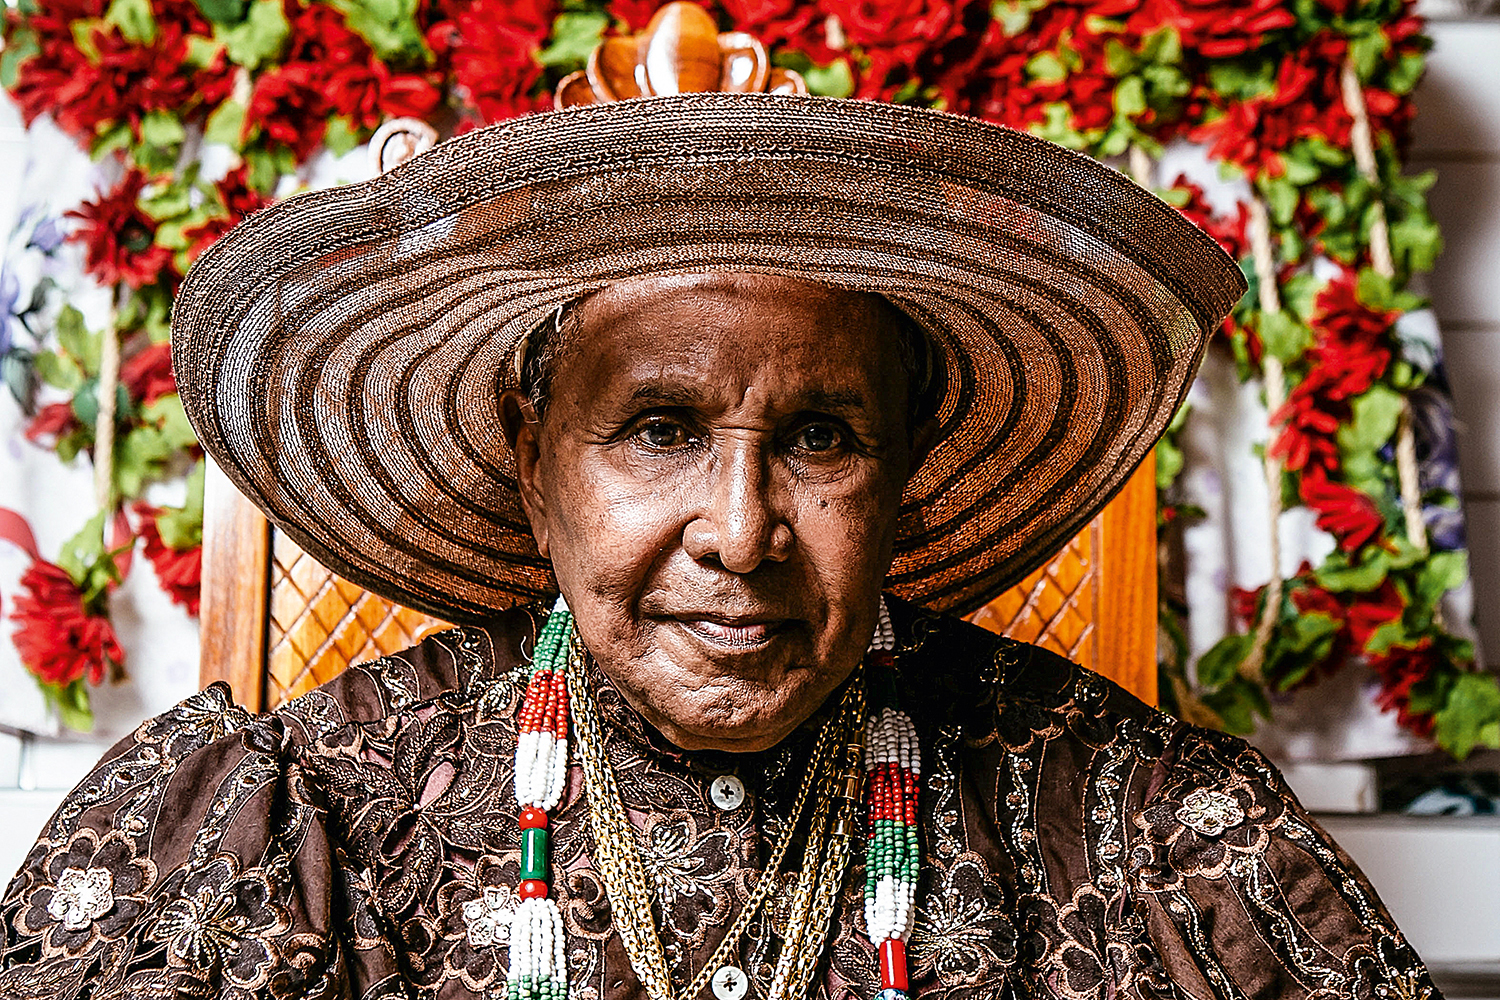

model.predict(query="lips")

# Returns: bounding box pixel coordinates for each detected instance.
[668,613,795,650]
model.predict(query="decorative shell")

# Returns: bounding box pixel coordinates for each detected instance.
[554,2,806,109]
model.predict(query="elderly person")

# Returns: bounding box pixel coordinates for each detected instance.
[1,93,1438,1000]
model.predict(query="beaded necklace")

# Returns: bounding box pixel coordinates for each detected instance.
[506,596,920,1000]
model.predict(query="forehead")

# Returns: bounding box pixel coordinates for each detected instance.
[555,273,911,409]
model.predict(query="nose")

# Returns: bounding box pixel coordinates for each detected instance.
[683,437,793,573]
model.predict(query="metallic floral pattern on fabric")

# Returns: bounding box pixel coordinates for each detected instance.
[1,602,1442,1000]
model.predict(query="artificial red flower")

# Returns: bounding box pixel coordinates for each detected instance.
[24,402,82,446]
[1299,466,1385,553]
[120,342,176,406]
[67,169,177,290]
[9,560,124,687]
[438,0,556,124]
[718,0,827,55]
[133,504,202,616]
[1270,271,1396,475]
[1368,643,1439,736]
[7,0,232,145]
[1127,0,1294,59]
[818,0,990,102]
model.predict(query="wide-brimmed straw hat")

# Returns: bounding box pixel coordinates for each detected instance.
[172,92,1244,623]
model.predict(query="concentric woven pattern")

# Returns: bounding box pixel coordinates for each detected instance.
[968,522,1100,670]
[173,93,1244,624]
[267,528,448,707]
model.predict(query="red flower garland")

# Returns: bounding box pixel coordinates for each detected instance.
[10,560,125,687]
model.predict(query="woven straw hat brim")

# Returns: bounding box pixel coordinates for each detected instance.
[172,93,1244,624]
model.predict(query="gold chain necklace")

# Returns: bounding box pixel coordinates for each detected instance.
[565,632,867,1000]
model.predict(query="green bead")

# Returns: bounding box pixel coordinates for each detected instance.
[521,826,549,880]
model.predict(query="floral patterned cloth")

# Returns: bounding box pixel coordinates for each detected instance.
[0,600,1441,999]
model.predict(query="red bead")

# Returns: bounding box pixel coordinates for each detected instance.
[518,879,548,900]
[879,939,908,991]
[520,806,549,830]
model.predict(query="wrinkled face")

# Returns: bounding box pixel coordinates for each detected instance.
[503,273,923,752]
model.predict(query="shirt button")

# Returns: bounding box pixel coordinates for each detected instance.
[711,964,749,1000]
[710,775,746,811]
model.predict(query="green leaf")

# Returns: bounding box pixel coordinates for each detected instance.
[34,351,83,392]
[1259,310,1309,362]
[0,26,40,90]
[1364,620,1412,656]
[322,115,360,157]
[1417,551,1469,607]
[216,0,289,69]
[39,678,95,733]
[1027,51,1068,84]
[1315,548,1390,592]
[203,100,248,148]
[990,0,1045,37]
[56,306,100,376]
[1261,175,1298,226]
[1201,676,1270,735]
[536,11,608,68]
[1155,434,1183,490]
[105,0,156,44]
[156,462,206,550]
[56,511,109,590]
[1386,49,1426,95]
[329,0,427,62]
[1337,384,1404,457]
[1113,76,1146,118]
[90,123,133,162]
[193,0,247,25]
[182,34,224,69]
[1348,30,1387,81]
[140,110,187,152]
[1433,672,1500,760]
[1103,39,1136,76]
[71,19,104,63]
[804,59,854,99]
[1196,634,1250,690]
[141,394,200,451]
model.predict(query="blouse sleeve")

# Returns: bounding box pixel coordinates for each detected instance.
[0,682,375,1000]
[1129,726,1442,1000]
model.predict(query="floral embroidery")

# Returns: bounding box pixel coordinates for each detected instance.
[18,827,155,957]
[1175,788,1246,837]
[47,866,113,930]
[463,886,514,948]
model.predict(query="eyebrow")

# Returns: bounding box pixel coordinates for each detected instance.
[627,384,870,414]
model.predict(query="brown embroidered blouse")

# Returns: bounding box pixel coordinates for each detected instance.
[0,601,1440,1000]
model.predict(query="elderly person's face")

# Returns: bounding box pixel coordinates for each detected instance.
[504,273,926,752]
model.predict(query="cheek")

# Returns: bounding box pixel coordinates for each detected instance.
[541,452,686,608]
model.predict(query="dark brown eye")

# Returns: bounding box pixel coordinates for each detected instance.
[791,423,843,453]
[636,418,691,449]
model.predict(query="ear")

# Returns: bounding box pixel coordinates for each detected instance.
[500,389,551,558]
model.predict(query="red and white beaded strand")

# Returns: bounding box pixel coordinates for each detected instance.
[863,599,919,1000]
[507,595,573,1000]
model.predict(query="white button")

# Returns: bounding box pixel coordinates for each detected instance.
[710,775,746,811]
[711,964,749,1000]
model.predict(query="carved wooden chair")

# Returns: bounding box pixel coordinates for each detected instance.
[196,3,1160,710]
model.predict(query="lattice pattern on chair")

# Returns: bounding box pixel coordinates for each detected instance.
[967,521,1101,671]
[267,530,449,709]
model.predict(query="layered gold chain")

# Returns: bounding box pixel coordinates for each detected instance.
[565,632,866,1000]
